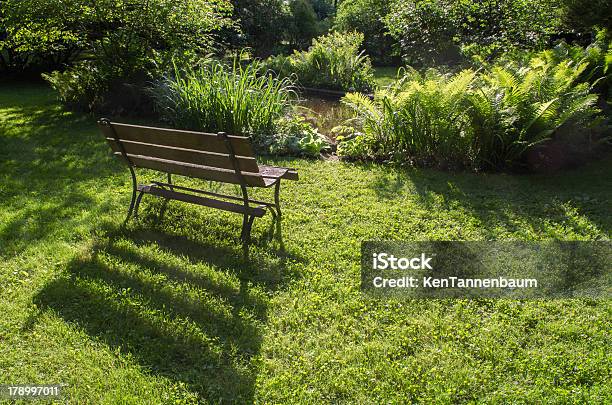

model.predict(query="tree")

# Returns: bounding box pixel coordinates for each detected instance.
[334,0,397,65]
[229,0,289,56]
[558,0,612,34]
[30,0,233,111]
[385,0,561,65]
[310,0,335,20]
[1,0,233,76]
[287,0,322,50]
[0,0,84,75]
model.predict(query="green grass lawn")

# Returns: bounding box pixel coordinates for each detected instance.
[374,66,401,88]
[1,83,610,403]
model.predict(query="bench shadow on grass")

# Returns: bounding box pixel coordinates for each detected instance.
[34,205,304,403]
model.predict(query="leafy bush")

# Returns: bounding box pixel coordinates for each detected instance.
[41,0,233,112]
[43,61,154,113]
[226,0,332,56]
[263,31,375,92]
[270,116,330,157]
[338,55,602,170]
[385,0,560,66]
[333,0,398,65]
[558,0,612,34]
[229,0,290,56]
[151,58,328,156]
[286,0,326,50]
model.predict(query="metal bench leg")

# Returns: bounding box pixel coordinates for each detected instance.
[167,173,174,191]
[241,215,255,244]
[274,180,282,217]
[125,166,138,222]
[133,190,145,219]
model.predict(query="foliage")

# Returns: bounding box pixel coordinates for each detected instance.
[309,0,335,20]
[42,61,118,112]
[229,0,290,56]
[0,0,84,75]
[467,60,601,168]
[339,55,602,170]
[270,116,330,156]
[263,31,375,92]
[385,0,458,65]
[558,0,612,34]
[333,0,397,65]
[492,31,612,98]
[151,58,327,155]
[334,125,374,160]
[341,69,477,167]
[39,0,233,111]
[385,0,561,66]
[152,58,293,141]
[286,0,325,50]
[226,0,332,56]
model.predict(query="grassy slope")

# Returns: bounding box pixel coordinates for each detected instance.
[0,84,610,404]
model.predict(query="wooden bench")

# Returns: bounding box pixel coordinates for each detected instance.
[98,119,298,243]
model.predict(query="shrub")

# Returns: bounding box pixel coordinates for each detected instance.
[385,0,560,66]
[42,61,153,114]
[338,56,602,170]
[333,0,398,65]
[558,0,612,34]
[263,31,375,92]
[150,58,328,156]
[229,0,289,56]
[43,62,112,112]
[286,0,325,50]
[41,0,233,112]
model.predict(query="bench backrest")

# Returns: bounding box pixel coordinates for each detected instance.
[98,120,267,187]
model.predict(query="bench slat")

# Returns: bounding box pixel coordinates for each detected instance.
[259,165,299,181]
[121,154,267,187]
[140,185,266,217]
[106,138,260,173]
[99,122,255,156]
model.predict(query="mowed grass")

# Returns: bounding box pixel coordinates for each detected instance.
[374,66,402,88]
[0,83,610,403]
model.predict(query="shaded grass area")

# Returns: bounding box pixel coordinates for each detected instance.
[0,84,610,403]
[374,66,401,88]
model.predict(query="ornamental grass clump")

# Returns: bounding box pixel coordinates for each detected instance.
[152,58,296,145]
[151,58,330,156]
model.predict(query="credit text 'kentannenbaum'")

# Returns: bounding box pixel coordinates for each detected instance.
[372,276,538,289]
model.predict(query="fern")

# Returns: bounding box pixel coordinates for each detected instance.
[339,49,601,170]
